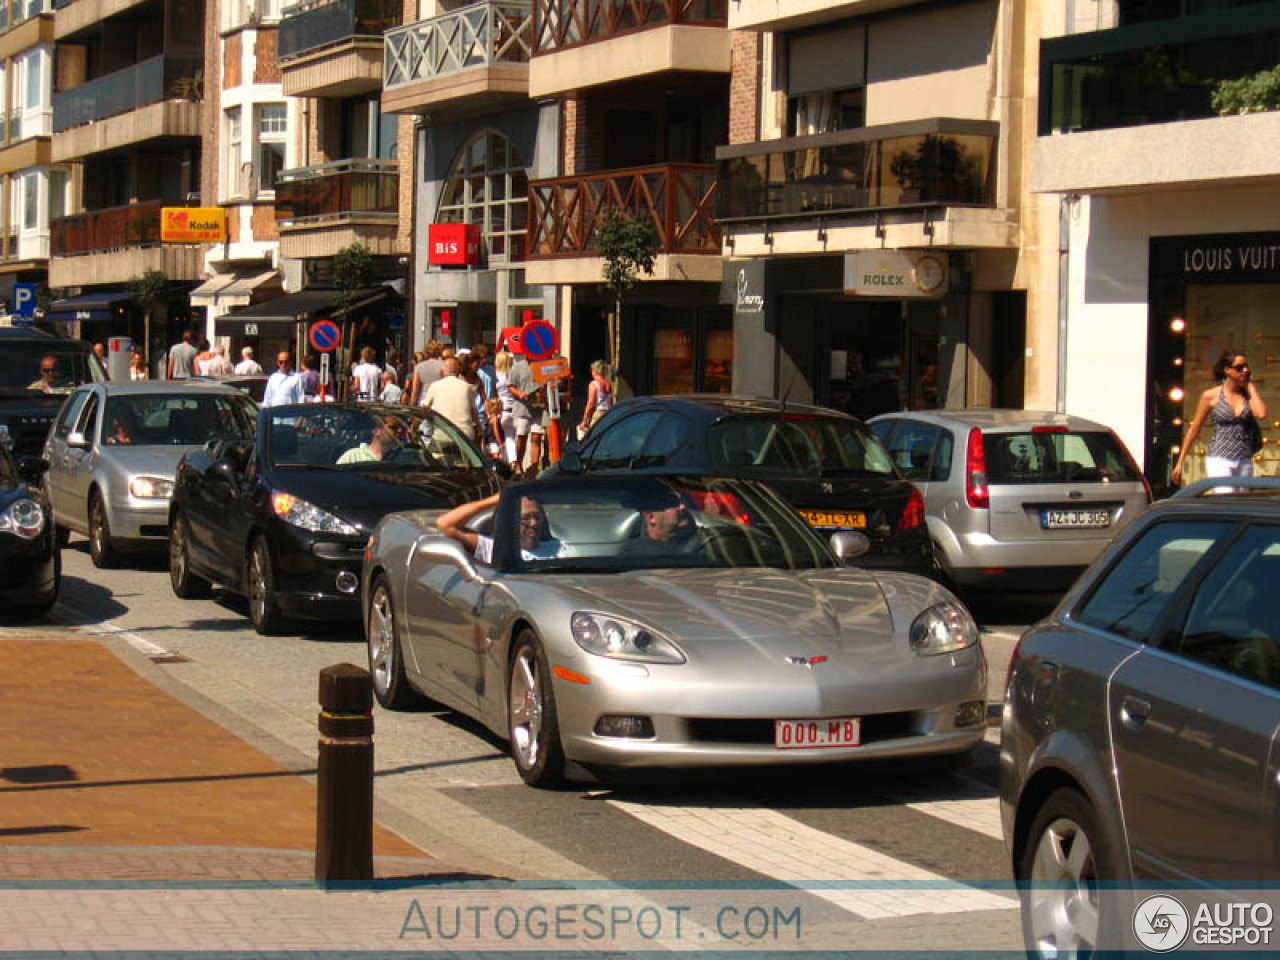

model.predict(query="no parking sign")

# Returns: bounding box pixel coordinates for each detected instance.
[521,319,557,362]
[309,320,341,353]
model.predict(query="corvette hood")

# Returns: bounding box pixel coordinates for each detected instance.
[552,567,897,649]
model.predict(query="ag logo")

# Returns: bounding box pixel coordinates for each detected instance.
[1133,894,1190,952]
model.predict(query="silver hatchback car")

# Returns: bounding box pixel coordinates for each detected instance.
[43,382,256,567]
[868,410,1150,592]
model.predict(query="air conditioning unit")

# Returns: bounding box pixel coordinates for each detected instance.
[185,192,201,206]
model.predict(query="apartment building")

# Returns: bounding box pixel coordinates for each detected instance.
[0,0,62,308]
[1034,0,1280,493]
[192,0,287,350]
[718,0,1053,419]
[224,0,416,362]
[45,0,205,361]
[384,0,554,355]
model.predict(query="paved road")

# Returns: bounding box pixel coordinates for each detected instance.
[49,537,1051,951]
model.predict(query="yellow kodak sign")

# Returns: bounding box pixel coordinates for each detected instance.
[161,208,227,244]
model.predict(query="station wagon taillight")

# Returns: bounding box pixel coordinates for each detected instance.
[965,428,989,509]
[898,487,925,530]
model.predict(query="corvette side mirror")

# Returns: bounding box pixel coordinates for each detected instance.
[419,538,480,582]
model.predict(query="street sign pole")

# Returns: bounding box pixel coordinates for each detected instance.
[319,353,330,402]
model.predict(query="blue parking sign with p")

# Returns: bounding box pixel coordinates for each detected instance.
[12,283,35,319]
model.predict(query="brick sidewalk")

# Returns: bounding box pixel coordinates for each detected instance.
[0,625,464,883]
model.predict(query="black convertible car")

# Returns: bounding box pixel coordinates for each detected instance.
[0,445,58,618]
[169,402,504,634]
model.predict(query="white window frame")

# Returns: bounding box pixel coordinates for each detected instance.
[224,106,243,202]
[254,102,287,197]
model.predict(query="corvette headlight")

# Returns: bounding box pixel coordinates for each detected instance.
[271,492,359,536]
[0,498,44,539]
[570,612,685,664]
[909,601,979,656]
[129,476,174,499]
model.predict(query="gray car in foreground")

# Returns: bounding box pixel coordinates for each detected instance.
[1001,478,1280,957]
[364,474,987,788]
[869,409,1150,593]
[43,381,256,567]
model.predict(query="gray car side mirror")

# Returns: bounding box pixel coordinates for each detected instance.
[419,538,480,582]
[829,531,871,562]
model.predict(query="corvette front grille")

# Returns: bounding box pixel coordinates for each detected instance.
[685,711,916,745]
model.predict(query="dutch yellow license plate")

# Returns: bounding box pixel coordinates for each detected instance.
[798,509,867,529]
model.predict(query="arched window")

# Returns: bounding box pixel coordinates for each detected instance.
[435,130,528,262]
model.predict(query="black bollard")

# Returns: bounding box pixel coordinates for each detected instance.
[315,663,374,883]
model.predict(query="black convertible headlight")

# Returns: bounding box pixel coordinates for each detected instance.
[909,601,979,656]
[271,492,359,536]
[0,498,44,539]
[570,612,685,664]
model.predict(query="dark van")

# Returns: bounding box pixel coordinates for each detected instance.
[0,328,105,457]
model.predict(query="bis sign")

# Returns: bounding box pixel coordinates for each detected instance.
[428,223,482,266]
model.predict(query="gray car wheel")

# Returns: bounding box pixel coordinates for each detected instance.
[169,512,212,599]
[508,630,565,788]
[246,536,284,635]
[1020,787,1119,959]
[88,490,118,569]
[367,576,422,710]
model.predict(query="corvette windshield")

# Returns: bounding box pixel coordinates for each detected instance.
[267,406,483,471]
[504,477,838,574]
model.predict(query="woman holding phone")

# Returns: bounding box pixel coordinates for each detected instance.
[1172,349,1268,484]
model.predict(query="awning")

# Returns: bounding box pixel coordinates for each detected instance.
[191,270,280,306]
[47,291,132,325]
[214,286,395,338]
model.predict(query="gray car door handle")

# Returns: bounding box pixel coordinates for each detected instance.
[1121,696,1151,728]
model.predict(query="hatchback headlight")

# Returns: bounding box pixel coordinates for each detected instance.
[909,601,979,656]
[271,492,359,536]
[129,476,174,499]
[0,498,44,539]
[570,612,685,664]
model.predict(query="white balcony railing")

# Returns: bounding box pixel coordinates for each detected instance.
[385,0,531,90]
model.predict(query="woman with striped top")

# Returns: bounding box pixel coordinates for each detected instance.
[1172,349,1268,485]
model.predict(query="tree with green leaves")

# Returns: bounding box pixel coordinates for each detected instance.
[127,269,168,371]
[1212,65,1280,115]
[597,211,657,380]
[333,242,374,316]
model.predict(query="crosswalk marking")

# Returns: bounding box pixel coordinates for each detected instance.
[609,801,1015,920]
[870,772,1005,841]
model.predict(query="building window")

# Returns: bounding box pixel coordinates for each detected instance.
[48,168,66,221]
[341,96,397,160]
[435,130,528,261]
[785,22,866,136]
[22,171,37,230]
[225,106,242,200]
[256,103,286,194]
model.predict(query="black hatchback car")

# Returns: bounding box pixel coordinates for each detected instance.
[169,402,505,634]
[553,395,933,578]
[0,445,58,618]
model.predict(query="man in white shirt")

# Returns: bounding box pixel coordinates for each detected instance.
[262,352,304,407]
[437,491,566,564]
[204,345,234,377]
[350,347,382,401]
[421,357,479,440]
[234,347,264,376]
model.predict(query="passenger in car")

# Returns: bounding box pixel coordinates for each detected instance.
[438,491,565,564]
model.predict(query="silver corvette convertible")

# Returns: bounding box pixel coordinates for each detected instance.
[362,475,987,787]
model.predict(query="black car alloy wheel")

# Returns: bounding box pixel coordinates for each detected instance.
[169,512,211,599]
[247,536,284,635]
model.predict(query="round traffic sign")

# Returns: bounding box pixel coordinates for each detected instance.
[521,319,557,361]
[309,320,341,353]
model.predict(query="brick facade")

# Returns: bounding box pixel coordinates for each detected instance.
[250,202,279,241]
[200,0,222,209]
[254,28,280,84]
[224,32,242,89]
[728,30,760,146]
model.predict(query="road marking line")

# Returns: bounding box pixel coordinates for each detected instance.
[871,773,1004,841]
[54,604,176,660]
[609,800,1014,920]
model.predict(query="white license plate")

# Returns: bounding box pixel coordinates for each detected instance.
[774,717,862,750]
[1041,509,1111,529]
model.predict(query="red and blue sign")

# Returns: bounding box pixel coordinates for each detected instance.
[309,320,341,353]
[521,319,557,362]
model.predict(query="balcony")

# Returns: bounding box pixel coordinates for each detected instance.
[529,0,729,97]
[716,118,1009,256]
[53,0,147,38]
[727,0,903,32]
[52,55,201,160]
[525,162,720,284]
[1036,4,1280,195]
[383,0,532,116]
[49,200,201,285]
[279,0,400,97]
[0,0,54,62]
[274,158,402,259]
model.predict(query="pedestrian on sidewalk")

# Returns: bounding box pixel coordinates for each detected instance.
[235,346,264,376]
[167,331,198,380]
[1172,348,1268,485]
[263,352,304,407]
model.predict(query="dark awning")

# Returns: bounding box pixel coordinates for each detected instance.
[214,286,394,338]
[47,291,132,325]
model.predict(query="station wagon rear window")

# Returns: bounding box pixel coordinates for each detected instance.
[985,431,1140,486]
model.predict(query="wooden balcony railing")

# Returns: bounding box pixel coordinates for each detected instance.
[274,158,399,224]
[51,201,164,256]
[385,0,532,90]
[527,163,718,259]
[532,0,725,55]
